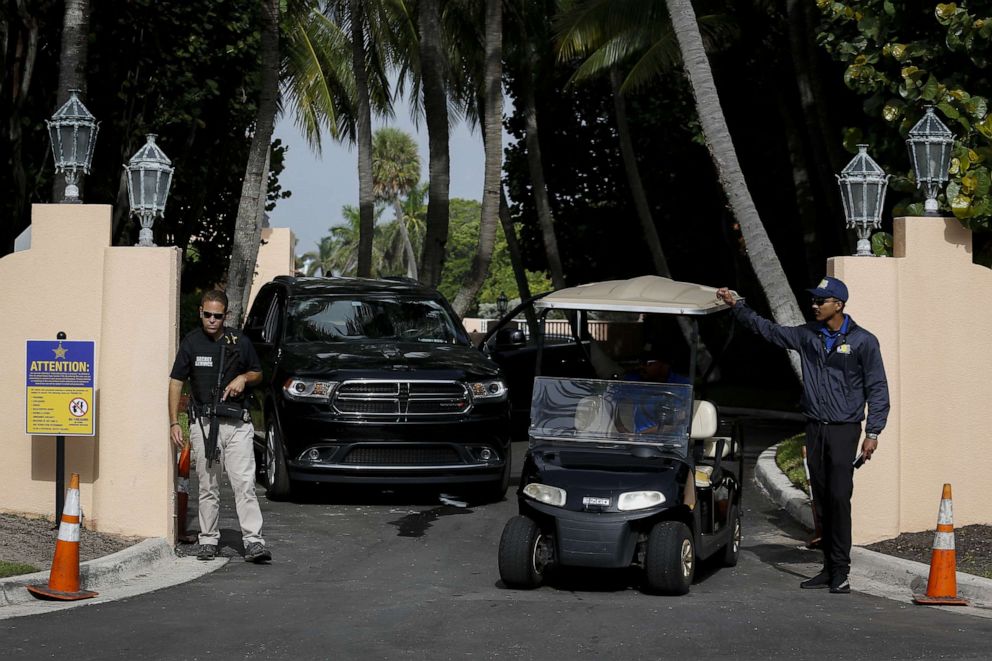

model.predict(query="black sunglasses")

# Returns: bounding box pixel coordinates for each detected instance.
[202,311,225,320]
[811,297,837,306]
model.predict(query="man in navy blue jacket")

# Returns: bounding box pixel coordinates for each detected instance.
[716,276,890,594]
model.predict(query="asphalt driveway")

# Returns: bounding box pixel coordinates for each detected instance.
[2,419,990,660]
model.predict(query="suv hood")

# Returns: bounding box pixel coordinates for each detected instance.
[279,341,500,380]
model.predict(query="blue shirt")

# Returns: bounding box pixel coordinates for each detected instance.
[819,315,851,354]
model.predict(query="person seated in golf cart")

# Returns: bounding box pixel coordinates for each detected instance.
[623,342,690,386]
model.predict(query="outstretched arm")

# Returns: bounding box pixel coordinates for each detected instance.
[716,287,806,351]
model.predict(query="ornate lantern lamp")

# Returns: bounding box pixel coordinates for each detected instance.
[906,106,954,215]
[836,144,890,257]
[124,134,174,247]
[47,89,100,203]
[496,291,509,318]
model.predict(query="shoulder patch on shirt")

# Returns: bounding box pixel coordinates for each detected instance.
[837,344,851,354]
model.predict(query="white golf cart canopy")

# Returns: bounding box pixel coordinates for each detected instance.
[535,275,735,315]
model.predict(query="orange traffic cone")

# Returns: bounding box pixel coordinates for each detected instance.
[176,441,197,544]
[912,483,969,606]
[26,473,98,601]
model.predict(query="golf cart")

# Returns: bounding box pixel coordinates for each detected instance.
[496,276,743,595]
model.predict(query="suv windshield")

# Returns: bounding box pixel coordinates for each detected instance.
[285,296,465,345]
[528,377,693,456]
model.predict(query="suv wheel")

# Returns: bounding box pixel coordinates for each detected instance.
[498,516,550,589]
[475,444,511,503]
[644,521,694,595]
[265,419,292,501]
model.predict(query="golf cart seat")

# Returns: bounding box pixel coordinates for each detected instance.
[690,400,729,488]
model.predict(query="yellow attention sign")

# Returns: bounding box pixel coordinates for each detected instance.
[26,340,95,436]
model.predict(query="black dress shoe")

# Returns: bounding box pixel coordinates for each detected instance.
[829,575,851,594]
[197,544,217,561]
[800,570,831,589]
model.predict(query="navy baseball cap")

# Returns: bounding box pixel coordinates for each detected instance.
[807,276,848,302]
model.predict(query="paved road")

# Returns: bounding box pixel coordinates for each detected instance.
[2,420,990,660]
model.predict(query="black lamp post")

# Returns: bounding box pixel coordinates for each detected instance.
[496,291,509,318]
[124,134,174,247]
[906,106,954,216]
[836,144,890,256]
[47,89,99,203]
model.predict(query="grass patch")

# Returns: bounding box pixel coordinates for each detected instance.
[775,433,809,492]
[0,560,39,578]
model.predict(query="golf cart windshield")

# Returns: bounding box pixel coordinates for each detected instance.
[529,377,693,457]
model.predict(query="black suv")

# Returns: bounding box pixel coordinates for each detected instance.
[242,276,511,501]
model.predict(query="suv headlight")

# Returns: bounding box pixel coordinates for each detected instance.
[523,483,567,507]
[283,378,337,402]
[617,491,666,511]
[468,378,508,402]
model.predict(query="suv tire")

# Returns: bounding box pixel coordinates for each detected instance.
[475,444,511,503]
[645,521,694,595]
[265,418,293,501]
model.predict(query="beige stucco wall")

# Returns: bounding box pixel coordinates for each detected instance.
[831,216,992,544]
[0,204,179,538]
[247,227,295,312]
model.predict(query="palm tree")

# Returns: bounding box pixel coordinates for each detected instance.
[451,0,502,316]
[372,127,421,279]
[226,0,281,326]
[506,1,567,290]
[51,0,91,201]
[556,0,804,378]
[665,0,804,376]
[413,0,451,288]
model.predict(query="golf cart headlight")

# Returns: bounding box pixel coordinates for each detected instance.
[617,491,666,511]
[283,378,337,401]
[523,483,567,508]
[469,379,508,402]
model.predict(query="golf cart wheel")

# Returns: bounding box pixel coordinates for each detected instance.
[264,419,293,501]
[722,505,742,567]
[498,516,550,589]
[645,521,695,595]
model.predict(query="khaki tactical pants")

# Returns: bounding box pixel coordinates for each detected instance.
[189,416,265,547]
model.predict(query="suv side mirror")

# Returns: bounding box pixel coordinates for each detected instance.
[494,327,526,349]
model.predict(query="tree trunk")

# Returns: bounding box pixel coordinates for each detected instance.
[351,0,375,278]
[665,0,804,380]
[417,0,450,288]
[611,69,716,373]
[452,0,501,316]
[51,0,90,202]
[522,53,565,290]
[392,198,418,279]
[499,186,539,338]
[3,5,40,255]
[225,0,279,327]
[785,0,846,256]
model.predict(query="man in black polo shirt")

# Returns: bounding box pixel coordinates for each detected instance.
[168,290,271,563]
[716,277,889,594]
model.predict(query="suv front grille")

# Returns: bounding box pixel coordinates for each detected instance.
[340,445,462,466]
[332,380,470,418]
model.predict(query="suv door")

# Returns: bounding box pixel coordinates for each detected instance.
[243,286,284,438]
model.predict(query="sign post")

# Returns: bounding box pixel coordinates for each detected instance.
[26,333,96,524]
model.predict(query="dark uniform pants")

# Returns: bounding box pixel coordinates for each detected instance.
[805,421,861,577]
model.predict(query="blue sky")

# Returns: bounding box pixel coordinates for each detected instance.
[267,109,489,257]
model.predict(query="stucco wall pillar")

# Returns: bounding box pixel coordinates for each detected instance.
[830,216,992,544]
[0,204,179,538]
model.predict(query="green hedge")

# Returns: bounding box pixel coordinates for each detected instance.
[775,434,809,492]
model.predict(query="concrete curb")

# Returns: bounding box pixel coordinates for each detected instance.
[0,538,228,615]
[755,442,992,609]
